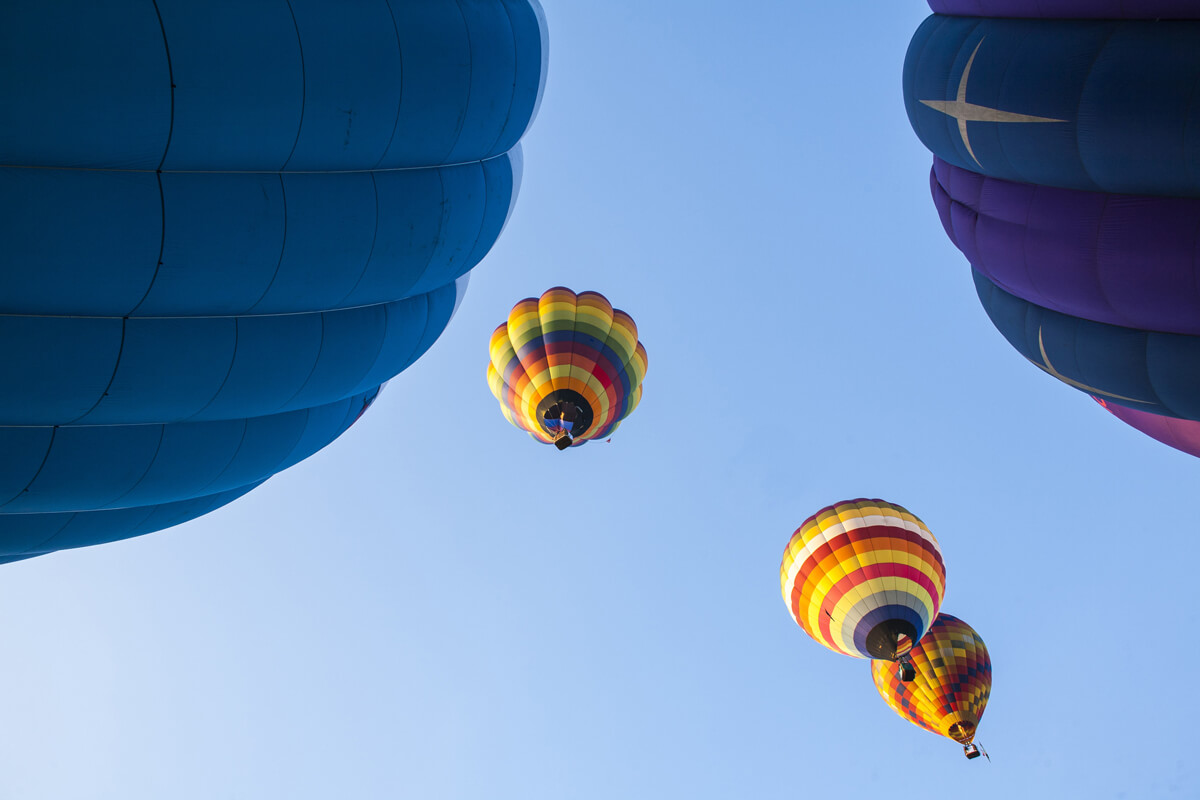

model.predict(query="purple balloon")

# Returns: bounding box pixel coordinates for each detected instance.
[931,158,1200,335]
[1094,396,1200,459]
[927,0,1200,18]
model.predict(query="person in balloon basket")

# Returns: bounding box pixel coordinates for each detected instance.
[544,401,580,450]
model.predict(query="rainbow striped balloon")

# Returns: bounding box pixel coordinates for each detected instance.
[780,499,946,661]
[488,288,647,449]
[871,614,991,749]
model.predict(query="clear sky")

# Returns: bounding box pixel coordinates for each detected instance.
[2,2,1197,798]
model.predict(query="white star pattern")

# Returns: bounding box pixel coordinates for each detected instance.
[919,39,1065,167]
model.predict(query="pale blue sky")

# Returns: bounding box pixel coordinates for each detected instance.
[1,3,1196,798]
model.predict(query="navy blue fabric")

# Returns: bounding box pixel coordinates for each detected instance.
[904,16,1200,196]
[0,390,371,513]
[0,280,463,426]
[0,1,547,560]
[0,483,263,560]
[497,0,550,157]
[282,0,404,170]
[974,270,1200,421]
[930,157,1200,336]
[0,0,547,170]
[0,152,519,316]
[0,1,171,169]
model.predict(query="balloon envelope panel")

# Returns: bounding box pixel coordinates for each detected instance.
[931,157,1200,336]
[871,614,991,745]
[973,269,1200,422]
[780,499,946,662]
[0,153,521,317]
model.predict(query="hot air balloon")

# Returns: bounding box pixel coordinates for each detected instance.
[903,2,1200,457]
[871,613,992,760]
[487,288,648,450]
[0,0,548,563]
[780,499,947,680]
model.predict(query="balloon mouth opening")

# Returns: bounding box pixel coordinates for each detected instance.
[865,619,920,661]
[947,721,976,744]
[537,389,594,441]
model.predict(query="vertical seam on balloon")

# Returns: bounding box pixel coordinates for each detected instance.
[0,428,56,509]
[921,16,957,170]
[248,174,291,314]
[1191,205,1200,321]
[1071,26,1118,192]
[1018,179,1040,312]
[281,0,306,171]
[407,168,450,297]
[150,0,175,172]
[1183,56,1200,192]
[1143,329,1165,417]
[18,505,76,558]
[601,312,638,438]
[376,0,405,170]
[256,406,313,485]
[198,416,252,496]
[68,319,128,425]
[398,295,432,372]
[584,304,620,438]
[491,326,531,434]
[382,296,429,381]
[1090,192,1125,324]
[987,23,1016,180]
[336,171,382,308]
[186,316,241,422]
[103,425,168,510]
[481,0,520,158]
[563,289,582,414]
[456,161,492,294]
[434,163,480,297]
[128,170,168,317]
[446,0,473,164]
[525,0,548,133]
[278,311,329,413]
[344,301,391,397]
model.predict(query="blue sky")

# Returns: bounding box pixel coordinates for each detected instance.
[1,2,1196,797]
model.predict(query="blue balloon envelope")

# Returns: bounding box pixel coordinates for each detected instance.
[0,0,547,560]
[905,2,1200,458]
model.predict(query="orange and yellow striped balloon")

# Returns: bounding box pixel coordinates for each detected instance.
[487,288,647,448]
[780,499,946,661]
[871,614,991,749]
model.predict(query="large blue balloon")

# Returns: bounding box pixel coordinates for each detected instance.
[905,2,1200,458]
[0,0,547,560]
